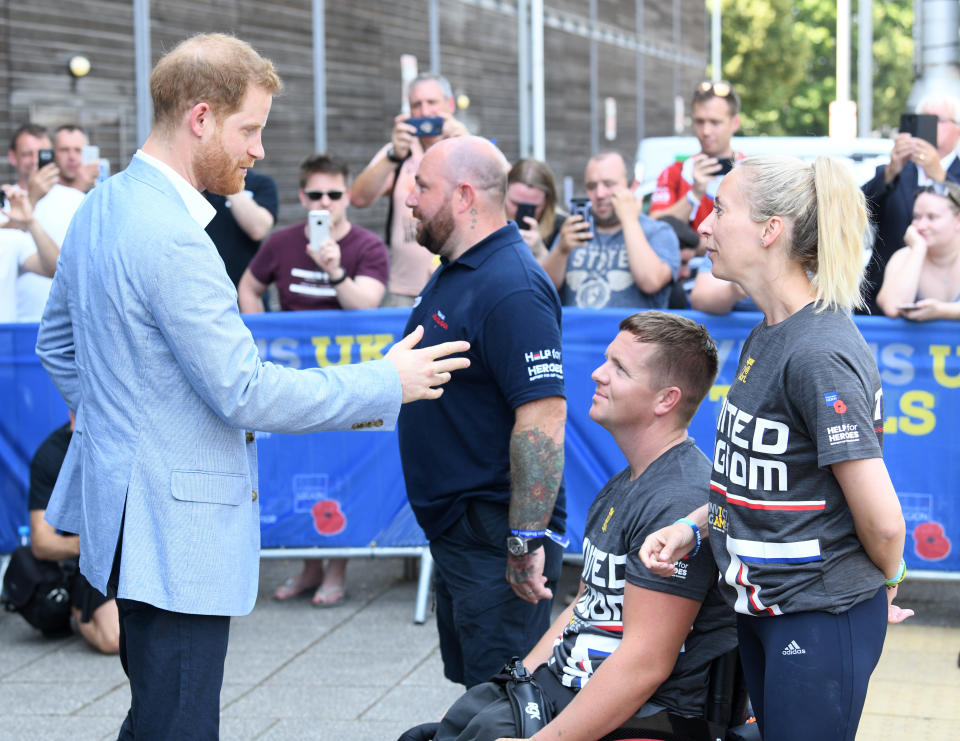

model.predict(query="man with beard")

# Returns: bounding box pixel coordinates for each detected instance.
[36,33,470,739]
[541,151,679,309]
[398,136,567,688]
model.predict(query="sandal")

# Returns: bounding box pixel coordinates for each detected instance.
[312,585,348,608]
[273,576,323,601]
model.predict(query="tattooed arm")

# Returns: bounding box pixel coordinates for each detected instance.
[506,395,566,603]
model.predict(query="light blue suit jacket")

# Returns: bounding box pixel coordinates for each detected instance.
[36,156,401,616]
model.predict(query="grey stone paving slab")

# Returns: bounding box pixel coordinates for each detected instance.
[361,681,463,725]
[0,680,125,717]
[219,715,281,740]
[223,648,296,687]
[399,649,450,687]
[266,647,432,687]
[0,715,119,741]
[12,641,125,683]
[221,682,374,720]
[257,718,411,741]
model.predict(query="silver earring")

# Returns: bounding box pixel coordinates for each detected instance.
[760,239,766,247]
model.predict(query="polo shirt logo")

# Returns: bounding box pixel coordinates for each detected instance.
[525,346,563,382]
[431,310,448,329]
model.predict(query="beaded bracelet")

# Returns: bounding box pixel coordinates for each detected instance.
[675,517,701,559]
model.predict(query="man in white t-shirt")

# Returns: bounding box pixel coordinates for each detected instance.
[0,187,59,322]
[16,125,97,321]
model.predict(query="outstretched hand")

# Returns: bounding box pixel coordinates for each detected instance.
[638,522,695,577]
[385,325,470,403]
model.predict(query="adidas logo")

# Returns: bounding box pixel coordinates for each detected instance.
[782,640,806,656]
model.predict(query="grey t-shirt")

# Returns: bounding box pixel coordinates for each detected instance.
[549,439,736,716]
[558,214,680,309]
[707,303,886,616]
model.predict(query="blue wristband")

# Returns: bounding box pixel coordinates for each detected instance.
[885,558,906,587]
[675,517,701,559]
[511,528,570,548]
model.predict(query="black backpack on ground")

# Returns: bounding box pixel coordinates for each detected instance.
[1,545,73,636]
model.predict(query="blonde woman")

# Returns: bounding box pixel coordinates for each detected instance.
[877,182,960,320]
[640,156,912,741]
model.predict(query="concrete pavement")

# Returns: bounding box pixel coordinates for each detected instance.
[1,557,957,740]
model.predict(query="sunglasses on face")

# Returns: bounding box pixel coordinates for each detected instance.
[696,80,732,98]
[916,183,960,209]
[304,190,345,201]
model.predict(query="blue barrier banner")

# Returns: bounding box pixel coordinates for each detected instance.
[1,310,957,574]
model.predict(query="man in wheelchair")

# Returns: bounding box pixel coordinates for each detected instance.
[405,312,738,741]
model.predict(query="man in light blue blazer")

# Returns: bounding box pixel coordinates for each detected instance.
[35,33,469,740]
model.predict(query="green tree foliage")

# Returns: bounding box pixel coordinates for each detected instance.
[712,0,913,136]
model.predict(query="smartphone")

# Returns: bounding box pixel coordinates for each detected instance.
[900,113,938,147]
[897,302,918,311]
[308,209,330,251]
[515,202,537,228]
[82,145,100,165]
[38,149,55,168]
[569,197,591,223]
[716,157,735,175]
[407,116,444,137]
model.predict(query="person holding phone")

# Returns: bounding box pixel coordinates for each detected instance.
[0,185,61,322]
[861,94,960,314]
[640,155,912,741]
[351,73,468,306]
[504,158,566,261]
[876,182,960,321]
[6,123,58,205]
[541,151,679,310]
[239,152,389,314]
[650,80,744,230]
[15,125,96,321]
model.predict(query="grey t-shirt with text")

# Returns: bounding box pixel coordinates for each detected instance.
[549,439,736,716]
[557,214,679,309]
[707,303,886,616]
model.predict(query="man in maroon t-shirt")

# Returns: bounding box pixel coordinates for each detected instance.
[238,152,389,313]
[238,152,390,607]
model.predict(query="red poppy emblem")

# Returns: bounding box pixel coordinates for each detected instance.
[913,521,951,561]
[312,499,347,536]
[833,399,847,414]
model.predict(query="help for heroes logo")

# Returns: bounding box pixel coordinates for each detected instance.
[525,347,563,382]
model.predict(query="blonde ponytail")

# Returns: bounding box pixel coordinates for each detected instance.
[737,155,868,312]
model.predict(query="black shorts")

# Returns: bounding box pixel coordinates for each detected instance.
[69,570,110,623]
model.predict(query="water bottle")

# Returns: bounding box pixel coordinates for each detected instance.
[18,524,30,547]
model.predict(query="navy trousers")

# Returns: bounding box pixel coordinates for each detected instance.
[736,586,888,741]
[115,598,230,740]
[429,499,563,687]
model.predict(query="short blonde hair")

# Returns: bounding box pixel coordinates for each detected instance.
[737,155,869,312]
[150,33,282,133]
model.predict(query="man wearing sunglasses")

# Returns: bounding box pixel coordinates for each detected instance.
[650,80,742,230]
[238,152,389,312]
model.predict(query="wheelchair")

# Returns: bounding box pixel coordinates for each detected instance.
[398,648,760,741]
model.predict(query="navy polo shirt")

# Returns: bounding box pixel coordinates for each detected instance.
[398,223,566,541]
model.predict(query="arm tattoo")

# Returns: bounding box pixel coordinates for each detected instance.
[508,425,564,531]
